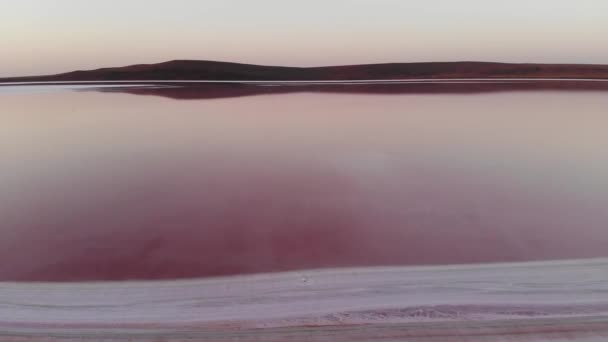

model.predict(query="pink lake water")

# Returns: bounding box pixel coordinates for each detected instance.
[1,84,608,281]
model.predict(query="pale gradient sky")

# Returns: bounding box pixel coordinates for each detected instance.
[1,0,608,77]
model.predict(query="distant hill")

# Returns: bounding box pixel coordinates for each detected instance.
[2,60,608,82]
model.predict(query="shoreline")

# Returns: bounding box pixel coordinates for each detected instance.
[2,78,608,87]
[1,258,607,336]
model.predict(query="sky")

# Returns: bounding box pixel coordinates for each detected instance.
[1,0,608,77]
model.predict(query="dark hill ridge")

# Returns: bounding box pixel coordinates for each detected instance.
[2,60,608,82]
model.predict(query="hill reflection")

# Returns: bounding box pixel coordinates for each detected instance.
[90,80,608,100]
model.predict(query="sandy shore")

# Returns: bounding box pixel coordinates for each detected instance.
[1,258,608,341]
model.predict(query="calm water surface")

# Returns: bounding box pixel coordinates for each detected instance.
[1,85,608,281]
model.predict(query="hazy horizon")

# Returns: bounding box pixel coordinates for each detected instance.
[2,0,608,77]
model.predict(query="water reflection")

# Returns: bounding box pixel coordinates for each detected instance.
[1,85,608,281]
[91,80,608,100]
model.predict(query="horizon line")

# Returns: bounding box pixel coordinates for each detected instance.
[4,59,608,79]
[3,78,608,87]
